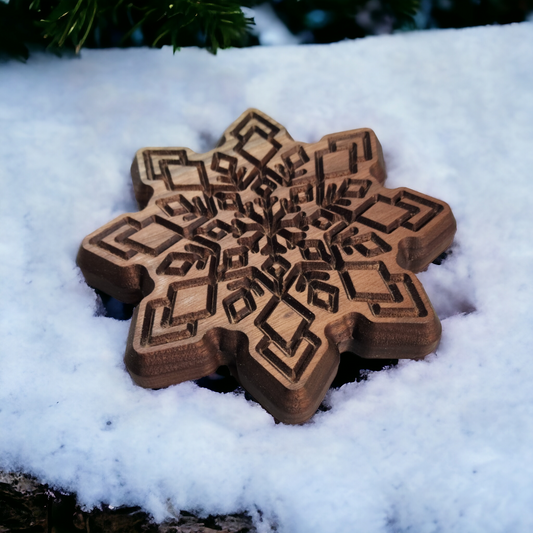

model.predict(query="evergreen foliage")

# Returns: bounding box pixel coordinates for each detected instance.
[0,0,420,60]
[0,0,531,61]
[0,0,257,59]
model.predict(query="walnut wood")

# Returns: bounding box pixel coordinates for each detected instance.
[77,109,456,424]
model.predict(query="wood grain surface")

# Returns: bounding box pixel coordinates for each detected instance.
[77,109,456,424]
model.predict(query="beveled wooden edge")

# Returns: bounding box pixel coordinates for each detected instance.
[77,109,455,425]
[394,190,457,272]
[124,294,441,425]
[77,217,153,304]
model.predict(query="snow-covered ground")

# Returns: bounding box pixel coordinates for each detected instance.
[1,22,533,533]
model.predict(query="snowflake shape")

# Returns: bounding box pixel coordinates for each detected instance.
[78,110,456,424]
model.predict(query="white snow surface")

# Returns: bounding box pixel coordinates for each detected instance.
[244,4,302,46]
[1,23,533,533]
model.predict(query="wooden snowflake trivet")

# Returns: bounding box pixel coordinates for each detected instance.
[78,109,456,424]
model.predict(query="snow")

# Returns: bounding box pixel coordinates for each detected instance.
[1,22,533,532]
[244,4,302,46]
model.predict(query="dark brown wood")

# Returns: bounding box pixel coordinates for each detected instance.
[77,109,456,424]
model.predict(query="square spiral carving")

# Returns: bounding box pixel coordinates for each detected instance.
[78,109,456,424]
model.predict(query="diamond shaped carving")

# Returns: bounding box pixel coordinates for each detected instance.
[78,109,456,424]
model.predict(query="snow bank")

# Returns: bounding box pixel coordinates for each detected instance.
[1,22,533,533]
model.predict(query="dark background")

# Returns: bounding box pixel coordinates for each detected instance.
[1,0,532,61]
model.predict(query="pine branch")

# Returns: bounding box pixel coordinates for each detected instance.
[127,0,255,53]
[4,0,529,61]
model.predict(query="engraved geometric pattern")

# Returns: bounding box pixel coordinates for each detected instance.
[77,109,456,424]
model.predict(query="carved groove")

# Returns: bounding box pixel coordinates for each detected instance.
[78,109,456,424]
